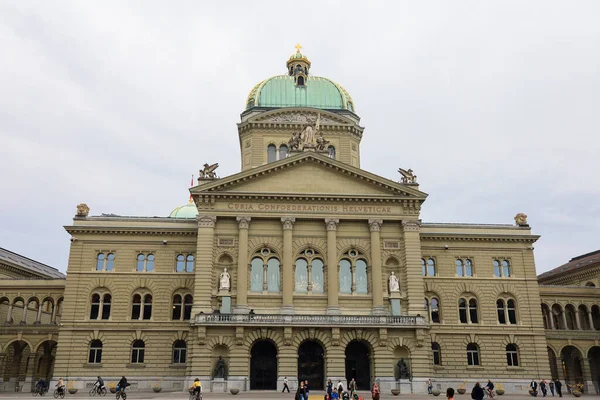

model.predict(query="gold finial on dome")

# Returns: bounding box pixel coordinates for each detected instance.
[295,43,302,53]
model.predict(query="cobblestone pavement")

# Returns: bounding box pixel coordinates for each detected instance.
[0,392,595,400]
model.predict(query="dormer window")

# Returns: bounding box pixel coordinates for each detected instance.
[296,76,305,86]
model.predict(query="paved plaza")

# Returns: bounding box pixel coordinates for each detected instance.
[0,392,594,400]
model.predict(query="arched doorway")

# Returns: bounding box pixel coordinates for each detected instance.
[561,346,584,387]
[35,340,57,382]
[250,340,277,390]
[298,341,325,390]
[345,340,371,390]
[548,347,559,381]
[588,347,600,394]
[3,340,31,391]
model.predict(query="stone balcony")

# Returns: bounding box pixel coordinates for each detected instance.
[193,313,426,328]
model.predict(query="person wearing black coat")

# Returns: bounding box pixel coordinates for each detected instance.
[555,380,563,398]
[471,383,485,400]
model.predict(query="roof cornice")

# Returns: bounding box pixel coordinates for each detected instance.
[64,226,197,236]
[420,233,540,243]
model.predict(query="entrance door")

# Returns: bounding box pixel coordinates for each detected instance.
[250,340,278,390]
[345,341,371,390]
[298,341,325,390]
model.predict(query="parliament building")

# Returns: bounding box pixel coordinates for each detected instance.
[1,48,600,395]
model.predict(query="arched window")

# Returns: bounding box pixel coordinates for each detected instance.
[267,258,280,292]
[586,282,596,287]
[183,295,193,320]
[339,259,352,294]
[250,257,264,292]
[430,297,440,323]
[136,254,155,272]
[102,294,111,320]
[506,344,519,366]
[176,255,185,272]
[295,258,308,293]
[422,258,436,276]
[432,342,441,365]
[136,254,145,272]
[493,260,501,277]
[459,297,478,323]
[146,254,155,272]
[311,258,324,294]
[186,255,194,273]
[502,260,511,277]
[131,293,153,320]
[355,259,368,294]
[90,293,111,320]
[267,144,277,163]
[279,145,289,160]
[494,259,511,277]
[88,340,103,364]
[172,340,187,364]
[90,294,100,320]
[456,259,473,277]
[497,299,506,324]
[96,253,105,271]
[507,299,517,324]
[172,295,182,320]
[96,253,115,271]
[131,340,145,364]
[297,76,305,86]
[466,343,480,366]
[328,146,336,159]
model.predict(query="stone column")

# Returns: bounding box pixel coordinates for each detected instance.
[402,220,426,315]
[20,304,28,324]
[368,219,385,315]
[0,353,6,385]
[582,357,593,393]
[575,311,582,330]
[588,311,595,330]
[548,312,555,329]
[24,354,37,386]
[562,312,568,330]
[50,303,58,324]
[281,217,296,314]
[325,219,340,315]
[35,305,43,324]
[193,215,217,315]
[234,217,251,314]
[5,304,13,324]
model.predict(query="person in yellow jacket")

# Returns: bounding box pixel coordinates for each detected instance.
[190,378,202,399]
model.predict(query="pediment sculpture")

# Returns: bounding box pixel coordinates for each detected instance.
[398,168,417,184]
[199,163,219,180]
[288,113,329,152]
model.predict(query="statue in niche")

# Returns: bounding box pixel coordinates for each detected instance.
[389,271,400,292]
[214,355,226,378]
[219,268,230,291]
[397,358,410,379]
[300,113,320,147]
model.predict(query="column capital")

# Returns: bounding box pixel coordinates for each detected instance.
[197,215,217,228]
[368,219,383,232]
[281,217,296,230]
[402,220,421,232]
[325,218,339,231]
[236,216,251,229]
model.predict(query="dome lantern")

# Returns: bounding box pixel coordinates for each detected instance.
[286,44,311,86]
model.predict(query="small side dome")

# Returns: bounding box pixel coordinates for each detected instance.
[168,203,198,219]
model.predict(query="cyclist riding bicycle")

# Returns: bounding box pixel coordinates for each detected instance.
[35,378,46,394]
[190,378,202,399]
[94,376,105,394]
[117,376,129,396]
[485,380,495,398]
[56,377,65,395]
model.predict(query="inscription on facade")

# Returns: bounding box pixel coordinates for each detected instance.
[227,203,392,213]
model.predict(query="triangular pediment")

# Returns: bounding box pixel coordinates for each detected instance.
[192,152,427,200]
[248,108,354,125]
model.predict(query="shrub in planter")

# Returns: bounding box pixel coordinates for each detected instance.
[152,386,162,393]
[572,391,582,397]
[496,389,505,396]
[457,388,466,395]
[432,389,441,396]
[230,388,240,395]
[68,388,78,394]
[391,389,400,396]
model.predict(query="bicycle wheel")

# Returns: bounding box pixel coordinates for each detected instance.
[90,387,96,396]
[121,392,126,400]
[115,392,120,400]
[59,391,65,399]
[100,387,107,396]
[54,389,59,399]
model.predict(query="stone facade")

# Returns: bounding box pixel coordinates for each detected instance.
[1,50,598,395]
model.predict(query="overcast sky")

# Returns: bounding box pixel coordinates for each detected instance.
[1,1,598,274]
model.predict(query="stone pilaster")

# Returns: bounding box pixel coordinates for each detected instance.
[5,304,13,324]
[234,217,251,314]
[325,219,340,315]
[281,217,296,314]
[589,311,595,330]
[368,219,385,315]
[402,220,426,316]
[193,215,217,315]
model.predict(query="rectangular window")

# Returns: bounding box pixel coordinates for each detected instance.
[467,351,479,366]
[173,348,187,364]
[131,348,144,364]
[507,351,518,366]
[88,348,102,364]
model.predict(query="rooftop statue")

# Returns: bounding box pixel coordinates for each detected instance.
[398,168,417,184]
[199,163,219,179]
[76,203,90,217]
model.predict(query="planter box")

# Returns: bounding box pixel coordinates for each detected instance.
[458,389,466,395]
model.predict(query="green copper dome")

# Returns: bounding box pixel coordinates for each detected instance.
[245,48,355,112]
[168,202,198,219]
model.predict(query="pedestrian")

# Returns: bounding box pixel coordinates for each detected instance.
[338,380,345,396]
[549,380,555,397]
[327,379,333,398]
[305,380,310,399]
[530,379,538,397]
[447,387,455,400]
[540,380,547,397]
[555,380,563,398]
[427,379,433,394]
[349,378,357,397]
[471,382,484,400]
[331,388,340,400]
[371,382,380,400]
[297,381,306,400]
[282,376,290,393]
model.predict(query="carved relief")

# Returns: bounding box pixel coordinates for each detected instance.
[415,328,426,347]
[284,327,293,346]
[197,326,206,345]
[259,111,341,124]
[331,327,340,346]
[379,328,388,347]
[235,327,244,345]
[515,213,528,226]
[309,328,316,340]
[402,220,421,232]
[368,219,383,232]
[281,217,296,230]
[325,218,339,231]
[236,216,251,230]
